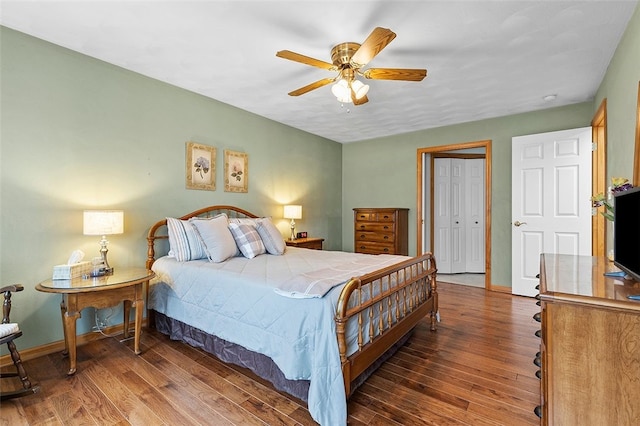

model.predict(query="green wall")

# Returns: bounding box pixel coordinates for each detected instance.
[342,103,593,287]
[2,2,639,354]
[0,27,342,351]
[595,1,640,190]
[342,3,640,288]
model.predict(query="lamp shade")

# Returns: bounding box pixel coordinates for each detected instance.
[283,205,302,220]
[83,210,124,236]
[331,79,350,99]
[351,79,370,99]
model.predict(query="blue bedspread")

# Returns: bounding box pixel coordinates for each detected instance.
[148,247,409,425]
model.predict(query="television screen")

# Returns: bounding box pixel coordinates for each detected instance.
[614,186,640,283]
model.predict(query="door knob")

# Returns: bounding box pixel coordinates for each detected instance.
[513,221,527,227]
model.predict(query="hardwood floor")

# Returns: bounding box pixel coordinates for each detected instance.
[0,282,541,425]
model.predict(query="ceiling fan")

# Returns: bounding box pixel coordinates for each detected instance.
[276,27,427,106]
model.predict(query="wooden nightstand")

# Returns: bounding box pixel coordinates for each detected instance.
[286,237,324,250]
[36,267,155,375]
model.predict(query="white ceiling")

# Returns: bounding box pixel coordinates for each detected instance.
[1,1,637,143]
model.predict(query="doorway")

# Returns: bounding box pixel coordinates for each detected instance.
[433,156,485,274]
[417,140,492,290]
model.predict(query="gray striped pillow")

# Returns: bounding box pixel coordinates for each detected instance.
[166,217,207,261]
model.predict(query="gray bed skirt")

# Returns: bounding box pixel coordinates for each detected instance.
[152,310,413,402]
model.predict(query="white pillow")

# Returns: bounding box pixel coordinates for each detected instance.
[228,222,266,259]
[255,218,286,255]
[166,217,207,262]
[190,214,238,263]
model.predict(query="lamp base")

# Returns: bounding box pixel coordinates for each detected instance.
[289,219,296,241]
[99,236,114,275]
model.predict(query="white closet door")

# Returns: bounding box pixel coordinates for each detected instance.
[434,159,452,273]
[465,159,485,272]
[435,157,486,274]
[450,159,466,273]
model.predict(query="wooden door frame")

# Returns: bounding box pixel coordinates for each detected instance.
[416,140,493,291]
[592,99,607,257]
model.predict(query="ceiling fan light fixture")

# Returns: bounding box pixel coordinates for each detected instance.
[277,27,426,107]
[331,79,350,100]
[351,79,369,99]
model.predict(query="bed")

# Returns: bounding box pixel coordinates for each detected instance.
[146,205,438,425]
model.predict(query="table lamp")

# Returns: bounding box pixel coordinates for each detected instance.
[83,210,124,274]
[283,205,302,241]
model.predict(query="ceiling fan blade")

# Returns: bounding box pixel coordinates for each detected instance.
[351,27,397,67]
[288,77,335,96]
[276,50,337,71]
[362,68,427,81]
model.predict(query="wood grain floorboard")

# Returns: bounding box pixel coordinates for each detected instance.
[0,282,541,425]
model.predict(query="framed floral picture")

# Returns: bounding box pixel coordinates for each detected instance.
[186,141,216,191]
[224,149,248,193]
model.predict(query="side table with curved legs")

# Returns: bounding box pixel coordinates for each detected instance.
[36,267,155,375]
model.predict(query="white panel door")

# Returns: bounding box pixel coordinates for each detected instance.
[450,159,466,273]
[511,127,592,296]
[465,159,485,272]
[434,159,452,273]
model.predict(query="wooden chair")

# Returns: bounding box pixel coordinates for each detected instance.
[1,284,39,400]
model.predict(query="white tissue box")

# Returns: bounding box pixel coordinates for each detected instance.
[52,261,92,280]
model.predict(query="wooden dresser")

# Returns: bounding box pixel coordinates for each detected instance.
[353,208,408,255]
[538,254,640,425]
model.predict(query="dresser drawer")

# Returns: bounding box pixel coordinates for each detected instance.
[355,212,375,221]
[355,231,394,243]
[354,222,395,233]
[375,212,397,222]
[354,211,396,222]
[354,241,396,255]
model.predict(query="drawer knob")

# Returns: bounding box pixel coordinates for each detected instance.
[533,356,541,367]
[383,236,389,240]
[534,406,542,419]
[383,226,389,229]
